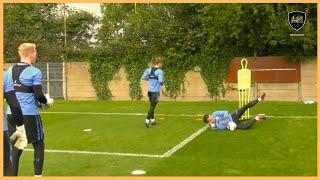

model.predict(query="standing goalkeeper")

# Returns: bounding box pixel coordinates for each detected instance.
[141,57,164,128]
[6,43,51,176]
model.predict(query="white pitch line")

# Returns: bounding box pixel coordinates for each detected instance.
[23,125,210,158]
[251,68,297,71]
[267,116,317,119]
[162,125,209,158]
[41,111,195,117]
[22,113,315,159]
[41,111,317,119]
[24,148,164,158]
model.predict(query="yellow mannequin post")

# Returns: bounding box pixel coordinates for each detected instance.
[237,58,251,120]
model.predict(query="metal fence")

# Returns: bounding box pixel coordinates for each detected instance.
[34,62,66,99]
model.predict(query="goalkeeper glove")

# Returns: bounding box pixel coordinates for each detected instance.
[209,122,216,129]
[38,103,51,109]
[39,94,54,109]
[45,94,54,105]
[10,125,28,149]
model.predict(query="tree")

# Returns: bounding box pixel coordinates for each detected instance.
[59,10,99,61]
[4,4,62,62]
[4,3,98,62]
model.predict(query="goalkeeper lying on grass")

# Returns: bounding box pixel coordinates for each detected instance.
[203,93,266,131]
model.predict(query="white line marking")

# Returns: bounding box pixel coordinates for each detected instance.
[251,68,297,71]
[267,116,317,119]
[24,148,164,158]
[41,111,195,116]
[25,113,315,158]
[41,111,317,119]
[162,125,209,158]
[23,125,209,158]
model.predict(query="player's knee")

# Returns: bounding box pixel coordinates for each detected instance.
[151,102,157,107]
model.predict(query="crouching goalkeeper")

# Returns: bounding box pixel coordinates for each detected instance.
[203,93,266,131]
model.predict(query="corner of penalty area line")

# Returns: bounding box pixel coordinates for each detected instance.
[23,124,210,159]
[161,124,209,158]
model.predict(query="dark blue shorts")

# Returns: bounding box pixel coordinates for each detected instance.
[8,115,44,144]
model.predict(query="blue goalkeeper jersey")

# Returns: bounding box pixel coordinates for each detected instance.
[141,67,164,93]
[3,71,15,131]
[6,62,43,115]
[212,111,233,130]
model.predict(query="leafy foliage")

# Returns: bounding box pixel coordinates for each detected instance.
[87,48,121,100]
[4,3,98,62]
[4,4,62,62]
[4,4,316,100]
[88,3,316,100]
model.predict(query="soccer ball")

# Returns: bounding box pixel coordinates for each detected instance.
[227,122,237,131]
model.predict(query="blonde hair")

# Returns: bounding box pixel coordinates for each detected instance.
[153,57,164,65]
[18,43,36,57]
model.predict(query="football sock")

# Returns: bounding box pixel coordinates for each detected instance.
[11,147,23,176]
[32,141,44,176]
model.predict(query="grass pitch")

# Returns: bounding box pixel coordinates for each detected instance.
[17,100,316,176]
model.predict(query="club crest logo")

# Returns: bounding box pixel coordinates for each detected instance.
[288,11,306,31]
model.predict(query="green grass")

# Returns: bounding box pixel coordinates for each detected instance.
[17,100,316,176]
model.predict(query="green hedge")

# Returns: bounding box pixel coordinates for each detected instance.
[87,4,317,100]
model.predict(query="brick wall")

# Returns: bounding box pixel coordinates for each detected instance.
[64,60,316,101]
[4,57,317,102]
[66,62,96,100]
[301,60,317,101]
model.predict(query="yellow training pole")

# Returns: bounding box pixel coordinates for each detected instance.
[237,58,251,120]
[241,90,244,120]
[244,89,247,120]
[245,89,248,119]
[247,89,249,119]
[238,90,241,109]
[247,88,250,119]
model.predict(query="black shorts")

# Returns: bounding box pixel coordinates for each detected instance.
[148,91,160,103]
[7,115,44,144]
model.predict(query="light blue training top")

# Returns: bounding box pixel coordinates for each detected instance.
[141,67,164,93]
[6,63,43,115]
[211,111,233,130]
